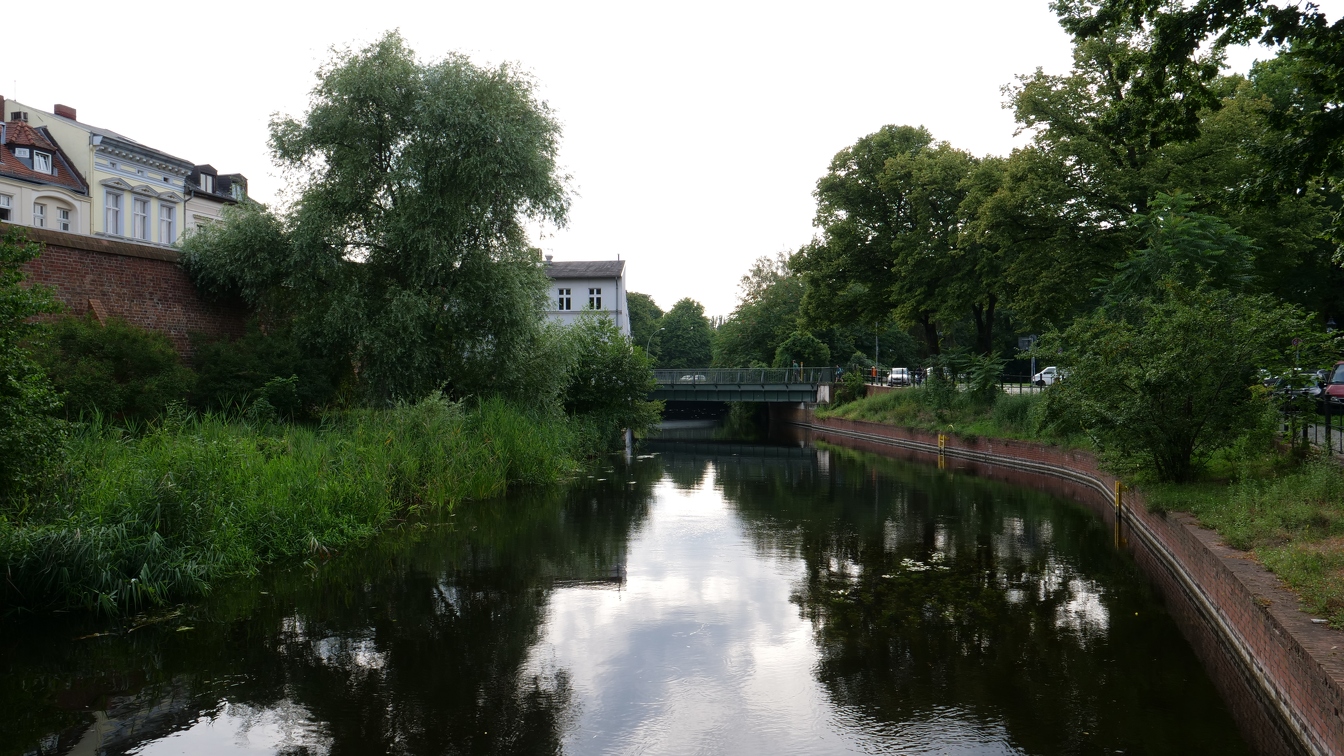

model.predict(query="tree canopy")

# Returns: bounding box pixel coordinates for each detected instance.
[182,32,568,402]
[657,299,714,369]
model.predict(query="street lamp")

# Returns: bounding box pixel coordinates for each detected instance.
[645,327,665,355]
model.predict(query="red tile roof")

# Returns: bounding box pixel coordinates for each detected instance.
[0,121,87,193]
[4,121,55,151]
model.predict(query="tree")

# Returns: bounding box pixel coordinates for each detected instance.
[627,292,664,358]
[1101,191,1257,301]
[0,228,63,505]
[772,331,831,369]
[796,126,942,350]
[182,32,568,402]
[560,313,661,448]
[657,298,713,369]
[1044,284,1308,481]
[714,252,805,367]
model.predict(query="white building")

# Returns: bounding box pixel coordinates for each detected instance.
[543,258,629,336]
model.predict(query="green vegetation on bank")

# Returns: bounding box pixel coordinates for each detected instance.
[817,386,1086,447]
[0,35,661,615]
[0,397,574,613]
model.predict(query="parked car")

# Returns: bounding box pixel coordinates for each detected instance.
[887,367,912,387]
[1032,366,1063,386]
[1323,361,1344,404]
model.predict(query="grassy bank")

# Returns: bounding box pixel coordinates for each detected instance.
[0,395,577,613]
[1145,459,1344,626]
[816,386,1088,447]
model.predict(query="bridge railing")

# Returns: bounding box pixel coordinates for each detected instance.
[651,368,835,385]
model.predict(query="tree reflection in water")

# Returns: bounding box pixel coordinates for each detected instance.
[1,462,659,756]
[706,442,1252,756]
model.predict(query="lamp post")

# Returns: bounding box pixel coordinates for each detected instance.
[645,327,665,356]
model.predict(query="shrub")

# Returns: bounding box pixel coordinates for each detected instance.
[559,313,661,450]
[35,315,195,421]
[834,371,867,405]
[191,322,344,416]
[0,227,65,505]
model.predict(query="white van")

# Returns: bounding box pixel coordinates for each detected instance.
[1032,366,1063,386]
[888,368,912,387]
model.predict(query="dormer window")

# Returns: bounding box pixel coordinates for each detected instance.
[14,148,29,158]
[199,174,214,193]
[32,152,51,174]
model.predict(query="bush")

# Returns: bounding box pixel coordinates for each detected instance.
[35,315,195,421]
[191,322,344,417]
[559,313,661,450]
[0,227,65,504]
[834,371,867,405]
[1043,284,1312,482]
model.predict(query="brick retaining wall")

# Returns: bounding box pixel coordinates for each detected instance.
[11,224,246,355]
[777,405,1344,756]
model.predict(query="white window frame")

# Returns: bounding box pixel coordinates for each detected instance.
[13,147,29,158]
[158,204,176,243]
[32,152,51,174]
[199,174,214,193]
[132,197,150,240]
[588,287,602,310]
[105,191,123,235]
[0,194,10,222]
[33,203,46,228]
[58,207,71,232]
[557,287,572,311]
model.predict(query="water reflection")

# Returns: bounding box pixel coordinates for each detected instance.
[2,440,1251,755]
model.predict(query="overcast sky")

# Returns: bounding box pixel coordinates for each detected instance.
[9,1,1335,316]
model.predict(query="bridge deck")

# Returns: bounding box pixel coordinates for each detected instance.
[651,368,833,403]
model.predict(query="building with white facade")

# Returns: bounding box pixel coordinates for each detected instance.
[543,257,629,336]
[0,97,245,246]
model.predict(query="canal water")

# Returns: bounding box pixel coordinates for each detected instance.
[3,437,1252,755]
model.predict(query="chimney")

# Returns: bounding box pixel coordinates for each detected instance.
[544,254,554,264]
[54,104,76,120]
[0,96,5,121]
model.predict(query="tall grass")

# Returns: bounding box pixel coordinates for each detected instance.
[0,395,576,613]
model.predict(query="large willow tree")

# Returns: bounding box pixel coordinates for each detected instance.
[184,32,569,401]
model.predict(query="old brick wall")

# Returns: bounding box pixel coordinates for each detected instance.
[12,224,246,354]
[779,406,1343,756]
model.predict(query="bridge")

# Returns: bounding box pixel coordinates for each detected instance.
[651,368,834,403]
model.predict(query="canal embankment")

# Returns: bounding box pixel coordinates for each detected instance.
[777,403,1344,756]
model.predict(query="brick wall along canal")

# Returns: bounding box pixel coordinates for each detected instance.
[4,440,1253,755]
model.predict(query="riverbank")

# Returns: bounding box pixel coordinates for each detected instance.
[781,404,1344,756]
[823,386,1344,632]
[0,395,577,614]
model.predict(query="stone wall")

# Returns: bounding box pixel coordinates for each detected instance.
[777,405,1343,756]
[12,223,246,355]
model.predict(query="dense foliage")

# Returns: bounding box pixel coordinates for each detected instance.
[36,315,196,422]
[0,228,63,503]
[181,32,568,402]
[657,298,714,369]
[559,313,662,447]
[190,322,344,416]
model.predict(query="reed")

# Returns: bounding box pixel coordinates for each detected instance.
[0,395,577,613]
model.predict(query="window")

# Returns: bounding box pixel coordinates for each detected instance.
[588,287,602,310]
[58,208,70,232]
[14,148,29,158]
[32,152,51,174]
[199,174,214,193]
[557,288,572,311]
[159,204,175,243]
[0,194,10,221]
[105,191,122,234]
[32,203,45,228]
[132,198,150,240]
